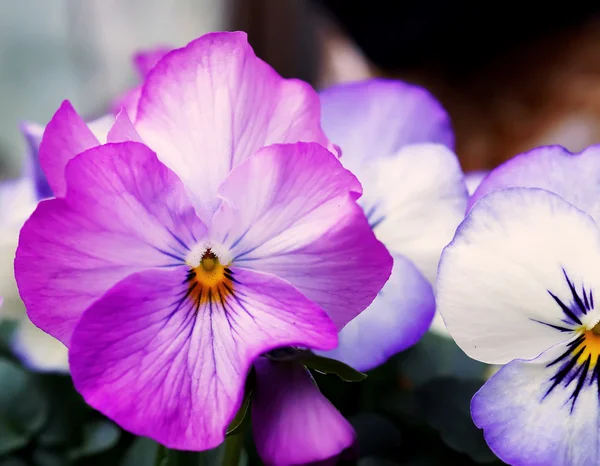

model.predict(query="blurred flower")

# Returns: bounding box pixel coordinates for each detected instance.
[0,47,167,373]
[437,145,600,465]
[16,32,392,450]
[316,79,468,369]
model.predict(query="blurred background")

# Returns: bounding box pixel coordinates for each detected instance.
[2,2,600,464]
[3,0,600,177]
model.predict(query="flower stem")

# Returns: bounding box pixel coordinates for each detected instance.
[221,433,244,466]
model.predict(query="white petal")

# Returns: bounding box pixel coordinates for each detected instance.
[438,187,600,364]
[367,143,468,284]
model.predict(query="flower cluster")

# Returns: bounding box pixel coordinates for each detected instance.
[7,28,593,466]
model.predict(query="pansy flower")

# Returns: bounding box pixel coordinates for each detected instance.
[437,145,600,465]
[16,32,391,451]
[0,48,165,372]
[315,79,468,370]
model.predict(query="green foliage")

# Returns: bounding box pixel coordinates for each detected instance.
[0,328,504,465]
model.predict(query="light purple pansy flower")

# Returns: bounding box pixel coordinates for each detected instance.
[15,31,392,453]
[316,79,468,370]
[0,47,165,373]
[437,145,600,465]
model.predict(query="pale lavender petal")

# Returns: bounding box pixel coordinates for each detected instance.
[20,121,52,199]
[319,78,454,176]
[468,145,600,223]
[16,142,206,345]
[464,170,488,196]
[253,358,355,466]
[135,31,332,222]
[318,253,435,371]
[472,341,600,466]
[39,101,101,197]
[210,142,392,330]
[70,267,337,450]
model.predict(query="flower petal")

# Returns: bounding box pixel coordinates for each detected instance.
[318,253,435,371]
[319,78,454,175]
[437,187,600,364]
[472,343,600,466]
[211,142,392,330]
[252,358,355,466]
[366,143,467,284]
[70,267,338,450]
[12,318,68,373]
[132,46,171,77]
[469,145,600,223]
[135,31,331,222]
[107,110,143,143]
[39,101,101,197]
[16,142,206,345]
[465,170,488,196]
[20,121,52,199]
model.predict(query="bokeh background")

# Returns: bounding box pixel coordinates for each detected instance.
[2,1,600,465]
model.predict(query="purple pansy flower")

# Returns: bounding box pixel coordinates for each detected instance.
[0,47,165,373]
[437,145,600,465]
[316,79,468,370]
[16,31,392,453]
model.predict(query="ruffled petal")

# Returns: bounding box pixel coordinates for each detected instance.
[252,358,355,466]
[364,143,467,284]
[472,341,600,466]
[39,101,102,197]
[437,187,600,364]
[469,145,600,224]
[70,267,337,450]
[319,78,454,176]
[135,31,331,222]
[319,253,435,371]
[16,142,206,345]
[210,142,392,330]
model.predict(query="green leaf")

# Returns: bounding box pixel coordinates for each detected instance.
[69,420,120,459]
[120,437,160,466]
[398,333,488,387]
[226,390,252,437]
[301,354,367,382]
[0,358,48,454]
[416,377,497,463]
[155,444,226,466]
[33,448,70,466]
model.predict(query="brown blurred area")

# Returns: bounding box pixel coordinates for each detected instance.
[232,0,600,173]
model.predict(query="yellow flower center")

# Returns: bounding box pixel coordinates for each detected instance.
[574,322,600,366]
[186,249,234,306]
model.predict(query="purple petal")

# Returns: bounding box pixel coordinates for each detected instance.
[15,142,206,345]
[319,78,454,175]
[252,358,355,466]
[210,142,392,330]
[39,101,101,197]
[468,145,600,222]
[132,46,171,77]
[19,121,52,199]
[107,110,143,143]
[135,31,331,222]
[318,253,435,371]
[70,267,338,450]
[472,341,600,466]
